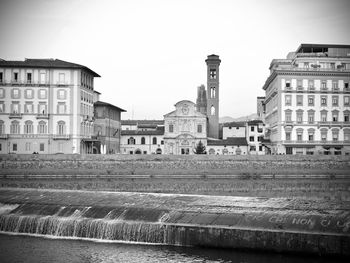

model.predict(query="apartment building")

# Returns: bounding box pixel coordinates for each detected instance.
[262,44,350,155]
[0,58,100,154]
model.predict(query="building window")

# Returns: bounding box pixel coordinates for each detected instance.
[57,89,66,100]
[308,80,314,90]
[57,103,66,114]
[344,112,350,122]
[308,96,314,106]
[38,103,47,115]
[332,96,339,106]
[285,95,291,106]
[321,130,327,141]
[304,62,309,68]
[13,143,17,152]
[345,82,349,90]
[0,88,4,98]
[332,111,339,122]
[332,130,339,141]
[0,102,4,113]
[169,124,174,133]
[297,79,302,88]
[0,72,3,83]
[211,106,215,115]
[308,111,315,124]
[40,143,45,152]
[128,137,135,145]
[13,72,18,83]
[285,111,292,122]
[27,73,32,84]
[141,137,145,145]
[285,132,291,141]
[25,89,33,99]
[296,111,303,123]
[332,81,338,91]
[210,87,216,98]
[297,130,303,141]
[38,121,47,134]
[321,96,327,106]
[10,121,20,134]
[25,142,32,152]
[161,140,164,145]
[39,89,47,99]
[344,96,350,106]
[250,146,256,151]
[344,130,350,142]
[12,88,20,99]
[57,121,66,135]
[259,146,263,151]
[11,103,20,114]
[321,81,327,90]
[250,126,254,132]
[296,95,303,106]
[40,72,46,84]
[24,120,33,134]
[24,103,33,113]
[258,136,263,142]
[197,124,202,133]
[152,137,157,145]
[321,111,327,122]
[210,68,216,79]
[249,136,254,142]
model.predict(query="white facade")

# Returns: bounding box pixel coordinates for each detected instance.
[262,44,350,155]
[0,59,99,154]
[164,100,207,154]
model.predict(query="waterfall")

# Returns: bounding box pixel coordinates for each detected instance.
[0,203,169,244]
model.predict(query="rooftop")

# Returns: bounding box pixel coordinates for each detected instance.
[0,58,100,77]
[94,101,126,112]
[121,126,165,136]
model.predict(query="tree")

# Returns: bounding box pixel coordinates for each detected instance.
[194,140,206,154]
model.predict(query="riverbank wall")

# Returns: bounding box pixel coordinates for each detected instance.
[1,154,350,176]
[0,188,349,256]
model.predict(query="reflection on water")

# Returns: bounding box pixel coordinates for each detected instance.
[0,234,346,263]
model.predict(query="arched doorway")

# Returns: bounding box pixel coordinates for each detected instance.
[135,149,142,154]
[156,148,162,154]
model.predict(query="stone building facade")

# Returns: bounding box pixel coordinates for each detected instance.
[0,58,99,154]
[262,44,350,155]
[164,100,207,154]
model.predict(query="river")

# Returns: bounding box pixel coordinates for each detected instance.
[0,234,346,263]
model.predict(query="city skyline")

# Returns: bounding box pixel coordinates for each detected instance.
[1,0,350,120]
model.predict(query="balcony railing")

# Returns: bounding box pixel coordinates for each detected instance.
[52,134,70,140]
[9,113,22,119]
[36,113,50,119]
[276,66,350,73]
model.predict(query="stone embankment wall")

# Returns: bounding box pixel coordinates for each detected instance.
[1,154,350,175]
[0,189,349,256]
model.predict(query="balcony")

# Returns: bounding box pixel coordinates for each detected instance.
[52,134,70,140]
[0,134,9,139]
[317,121,345,128]
[9,112,22,119]
[36,113,50,119]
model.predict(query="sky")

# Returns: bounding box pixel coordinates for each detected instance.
[1,0,350,120]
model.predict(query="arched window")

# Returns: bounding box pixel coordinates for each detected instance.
[152,137,157,145]
[128,137,135,145]
[10,120,20,134]
[57,121,66,135]
[38,121,47,134]
[211,106,215,116]
[24,120,33,134]
[141,137,146,144]
[210,87,216,98]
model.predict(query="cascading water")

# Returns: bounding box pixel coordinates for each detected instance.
[0,203,169,244]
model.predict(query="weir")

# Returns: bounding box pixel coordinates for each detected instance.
[0,188,349,256]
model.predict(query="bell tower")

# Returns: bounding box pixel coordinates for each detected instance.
[206,54,221,139]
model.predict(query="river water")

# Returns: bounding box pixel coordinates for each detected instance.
[0,234,345,263]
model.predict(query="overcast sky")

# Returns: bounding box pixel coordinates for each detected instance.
[1,0,350,120]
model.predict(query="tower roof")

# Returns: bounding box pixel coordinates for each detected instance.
[205,54,221,64]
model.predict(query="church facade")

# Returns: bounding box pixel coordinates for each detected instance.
[163,100,207,154]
